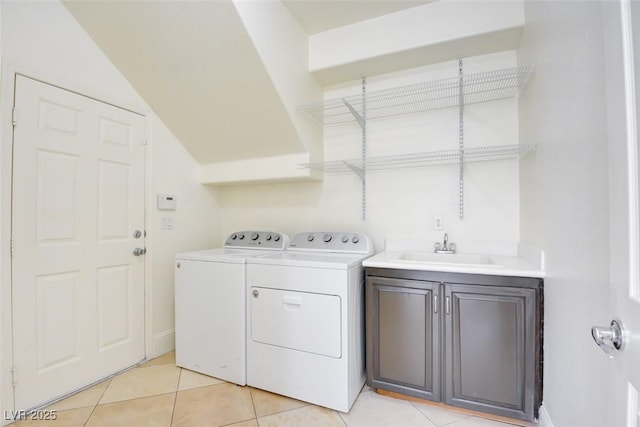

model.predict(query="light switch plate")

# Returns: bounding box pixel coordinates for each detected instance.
[161,217,174,230]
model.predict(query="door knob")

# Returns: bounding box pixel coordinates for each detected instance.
[133,247,147,256]
[591,319,624,357]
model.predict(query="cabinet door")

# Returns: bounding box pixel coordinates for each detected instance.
[444,283,536,421]
[366,277,440,401]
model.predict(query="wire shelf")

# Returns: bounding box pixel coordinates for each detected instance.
[299,66,534,126]
[299,144,536,175]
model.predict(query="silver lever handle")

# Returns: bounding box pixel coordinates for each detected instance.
[591,319,624,357]
[133,247,147,256]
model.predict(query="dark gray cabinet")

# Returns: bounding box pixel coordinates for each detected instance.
[366,277,440,401]
[365,268,542,422]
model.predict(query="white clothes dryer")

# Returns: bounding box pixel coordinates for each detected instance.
[175,231,288,385]
[246,231,373,412]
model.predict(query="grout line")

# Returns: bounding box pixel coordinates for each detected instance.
[337,411,349,426]
[252,403,313,419]
[82,378,112,427]
[169,368,183,426]
[408,402,439,427]
[219,416,260,427]
[81,392,178,427]
[168,391,178,427]
[247,386,259,423]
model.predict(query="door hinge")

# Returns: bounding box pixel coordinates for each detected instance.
[11,366,17,386]
[10,239,14,257]
[143,138,149,146]
[12,107,17,126]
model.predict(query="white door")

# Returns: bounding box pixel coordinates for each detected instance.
[11,76,146,410]
[603,1,640,425]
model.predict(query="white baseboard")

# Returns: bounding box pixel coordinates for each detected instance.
[538,405,554,427]
[151,328,175,358]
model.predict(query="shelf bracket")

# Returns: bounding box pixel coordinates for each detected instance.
[342,99,365,130]
[343,161,365,181]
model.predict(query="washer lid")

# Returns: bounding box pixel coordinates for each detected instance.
[175,247,278,263]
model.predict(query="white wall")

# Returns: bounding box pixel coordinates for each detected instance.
[517,2,611,426]
[0,0,219,415]
[217,51,522,252]
[147,118,221,354]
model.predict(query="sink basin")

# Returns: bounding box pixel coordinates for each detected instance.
[393,252,502,268]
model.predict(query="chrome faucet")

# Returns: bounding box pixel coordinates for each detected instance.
[434,233,456,254]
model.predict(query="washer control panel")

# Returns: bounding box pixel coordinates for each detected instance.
[288,232,373,254]
[224,231,289,250]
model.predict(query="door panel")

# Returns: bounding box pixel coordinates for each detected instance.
[11,76,145,410]
[97,265,132,351]
[444,283,535,421]
[366,276,440,402]
[98,161,131,239]
[378,286,429,388]
[456,294,520,406]
[36,272,81,371]
[37,151,79,242]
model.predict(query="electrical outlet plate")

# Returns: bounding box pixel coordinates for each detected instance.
[434,215,444,230]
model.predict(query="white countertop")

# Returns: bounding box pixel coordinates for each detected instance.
[362,240,545,278]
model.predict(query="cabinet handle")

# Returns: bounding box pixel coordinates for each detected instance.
[445,296,451,315]
[434,295,438,313]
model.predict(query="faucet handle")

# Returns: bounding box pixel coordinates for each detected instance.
[434,242,442,252]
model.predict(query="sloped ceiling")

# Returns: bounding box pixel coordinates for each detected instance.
[63,0,303,164]
[63,0,521,178]
[63,0,430,168]
[63,0,434,168]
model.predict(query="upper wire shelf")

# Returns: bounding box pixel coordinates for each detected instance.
[299,65,535,126]
[299,144,536,176]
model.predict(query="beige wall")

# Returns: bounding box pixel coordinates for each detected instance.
[0,0,220,417]
[1,2,617,424]
[518,2,611,426]
[217,51,522,252]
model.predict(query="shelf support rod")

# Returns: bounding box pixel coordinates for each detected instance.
[361,78,367,221]
[342,99,365,130]
[458,59,465,220]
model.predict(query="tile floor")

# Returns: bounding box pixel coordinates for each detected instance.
[12,352,522,427]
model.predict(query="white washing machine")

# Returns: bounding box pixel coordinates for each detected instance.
[246,231,374,412]
[174,231,288,385]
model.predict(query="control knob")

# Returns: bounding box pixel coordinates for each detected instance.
[274,235,281,242]
[251,233,259,241]
[266,234,272,241]
[238,233,245,240]
[341,235,349,243]
[323,234,332,243]
[352,236,360,244]
[231,234,237,240]
[307,234,314,242]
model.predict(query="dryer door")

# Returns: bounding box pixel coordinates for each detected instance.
[250,287,341,358]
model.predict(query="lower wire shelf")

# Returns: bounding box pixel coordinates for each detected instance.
[299,144,536,177]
